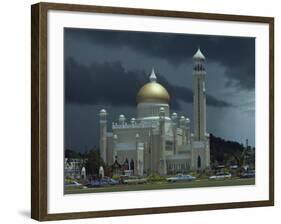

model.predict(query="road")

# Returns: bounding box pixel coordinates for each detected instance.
[65,178,255,194]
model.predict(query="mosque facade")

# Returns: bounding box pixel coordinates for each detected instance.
[99,49,210,176]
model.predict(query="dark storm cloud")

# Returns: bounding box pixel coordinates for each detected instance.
[65,28,255,90]
[65,58,231,109]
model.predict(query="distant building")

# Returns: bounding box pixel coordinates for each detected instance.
[64,158,86,179]
[99,49,210,176]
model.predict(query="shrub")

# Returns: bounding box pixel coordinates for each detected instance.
[112,175,120,180]
[188,171,199,177]
[65,177,76,183]
[147,173,166,182]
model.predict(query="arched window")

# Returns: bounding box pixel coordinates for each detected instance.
[123,158,129,170]
[197,156,201,169]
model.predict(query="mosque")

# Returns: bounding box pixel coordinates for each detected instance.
[99,49,210,176]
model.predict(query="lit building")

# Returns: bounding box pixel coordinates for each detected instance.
[99,49,210,175]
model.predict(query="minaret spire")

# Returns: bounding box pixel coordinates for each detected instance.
[193,47,205,60]
[149,67,157,82]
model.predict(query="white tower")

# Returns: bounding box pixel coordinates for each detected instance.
[135,133,144,176]
[191,48,210,170]
[113,134,118,163]
[171,112,178,155]
[186,118,191,144]
[99,109,107,164]
[193,48,207,141]
[159,107,167,175]
[179,116,187,145]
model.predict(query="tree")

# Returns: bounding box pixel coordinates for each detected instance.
[65,149,81,158]
[85,149,105,176]
[209,134,252,167]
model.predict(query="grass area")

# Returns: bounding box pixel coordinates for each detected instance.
[65,178,255,194]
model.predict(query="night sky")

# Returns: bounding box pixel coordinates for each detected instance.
[64,28,255,152]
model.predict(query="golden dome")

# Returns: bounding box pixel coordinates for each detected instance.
[137,82,170,103]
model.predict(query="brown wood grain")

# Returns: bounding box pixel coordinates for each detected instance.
[31,3,48,220]
[31,2,274,221]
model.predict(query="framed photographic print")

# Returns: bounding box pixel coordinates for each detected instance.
[31,2,274,221]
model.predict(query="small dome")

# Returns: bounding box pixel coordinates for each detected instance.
[171,112,178,119]
[119,114,125,123]
[119,114,125,120]
[171,113,178,121]
[99,109,107,115]
[130,118,136,124]
[179,116,186,125]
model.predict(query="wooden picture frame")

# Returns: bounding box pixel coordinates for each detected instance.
[31,2,274,221]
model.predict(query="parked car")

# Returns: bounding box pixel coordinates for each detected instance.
[120,175,147,184]
[209,172,232,180]
[101,177,119,185]
[240,171,255,178]
[86,180,101,188]
[123,178,147,184]
[64,181,82,187]
[166,174,196,182]
[86,177,119,188]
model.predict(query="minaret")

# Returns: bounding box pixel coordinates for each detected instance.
[186,118,191,144]
[171,112,178,154]
[135,133,140,150]
[159,107,167,175]
[135,133,144,176]
[99,109,107,163]
[113,134,118,163]
[119,114,126,125]
[179,116,187,145]
[193,48,207,141]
